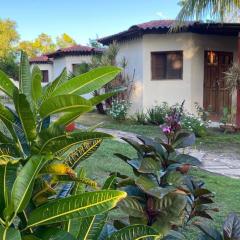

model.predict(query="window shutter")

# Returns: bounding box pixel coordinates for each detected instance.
[151,52,166,80]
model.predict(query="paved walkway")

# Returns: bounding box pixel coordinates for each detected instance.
[77,124,240,179]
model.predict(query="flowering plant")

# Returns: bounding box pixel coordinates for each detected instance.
[108,99,131,120]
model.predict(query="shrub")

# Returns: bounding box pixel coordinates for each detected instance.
[108,99,130,120]
[181,113,207,137]
[114,106,216,238]
[146,102,170,125]
[133,110,147,124]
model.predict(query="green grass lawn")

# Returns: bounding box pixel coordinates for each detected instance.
[80,139,240,239]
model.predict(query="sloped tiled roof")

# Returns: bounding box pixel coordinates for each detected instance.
[47,44,103,58]
[98,19,240,45]
[29,55,52,64]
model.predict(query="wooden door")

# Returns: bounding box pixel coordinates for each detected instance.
[203,51,233,120]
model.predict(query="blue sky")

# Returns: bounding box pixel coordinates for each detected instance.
[1,0,181,45]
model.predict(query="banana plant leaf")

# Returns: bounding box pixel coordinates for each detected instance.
[19,51,32,100]
[0,226,21,240]
[31,65,42,104]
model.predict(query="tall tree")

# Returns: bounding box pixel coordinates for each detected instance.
[0,19,19,58]
[177,0,240,23]
[56,33,76,48]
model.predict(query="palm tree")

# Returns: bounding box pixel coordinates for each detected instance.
[176,0,240,23]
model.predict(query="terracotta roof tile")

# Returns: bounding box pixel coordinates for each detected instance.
[29,55,52,64]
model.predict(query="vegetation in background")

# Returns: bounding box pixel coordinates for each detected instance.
[132,102,208,137]
[108,99,131,121]
[177,0,240,23]
[0,19,19,59]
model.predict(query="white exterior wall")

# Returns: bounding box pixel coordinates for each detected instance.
[117,33,238,114]
[117,39,144,114]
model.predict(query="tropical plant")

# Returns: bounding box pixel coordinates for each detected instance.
[176,0,240,24]
[113,106,217,238]
[0,51,130,239]
[194,213,240,240]
[108,99,131,121]
[224,62,240,93]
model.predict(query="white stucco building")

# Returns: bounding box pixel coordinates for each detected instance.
[99,20,240,121]
[29,45,103,83]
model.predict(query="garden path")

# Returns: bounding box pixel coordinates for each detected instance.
[77,123,240,179]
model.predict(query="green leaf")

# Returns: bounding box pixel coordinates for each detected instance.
[27,190,127,228]
[11,155,50,214]
[151,194,187,235]
[39,95,92,118]
[135,175,174,199]
[14,93,37,142]
[40,131,111,155]
[0,103,17,139]
[64,138,102,168]
[53,108,93,126]
[108,224,160,240]
[70,175,118,240]
[119,197,147,219]
[173,131,196,149]
[19,51,32,99]
[223,213,240,240]
[42,68,68,102]
[0,226,21,240]
[51,66,121,96]
[31,65,42,103]
[0,162,18,215]
[37,228,76,240]
[174,154,201,166]
[0,69,18,98]
[193,222,223,240]
[89,90,121,106]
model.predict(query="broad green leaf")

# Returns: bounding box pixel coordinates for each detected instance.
[42,68,68,101]
[39,95,92,118]
[152,193,187,234]
[174,154,201,166]
[51,66,121,96]
[119,197,147,219]
[223,213,240,240]
[11,155,49,214]
[27,190,127,228]
[31,65,42,103]
[64,138,102,168]
[37,228,75,240]
[19,51,32,99]
[193,222,223,240]
[14,93,37,142]
[67,174,116,240]
[135,175,174,199]
[108,224,160,240]
[0,103,17,139]
[39,131,111,155]
[89,91,120,106]
[0,226,21,240]
[0,69,18,98]
[0,162,18,215]
[53,108,93,126]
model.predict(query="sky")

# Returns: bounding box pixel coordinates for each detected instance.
[1,0,181,45]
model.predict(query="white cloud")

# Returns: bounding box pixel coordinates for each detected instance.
[156,11,167,19]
